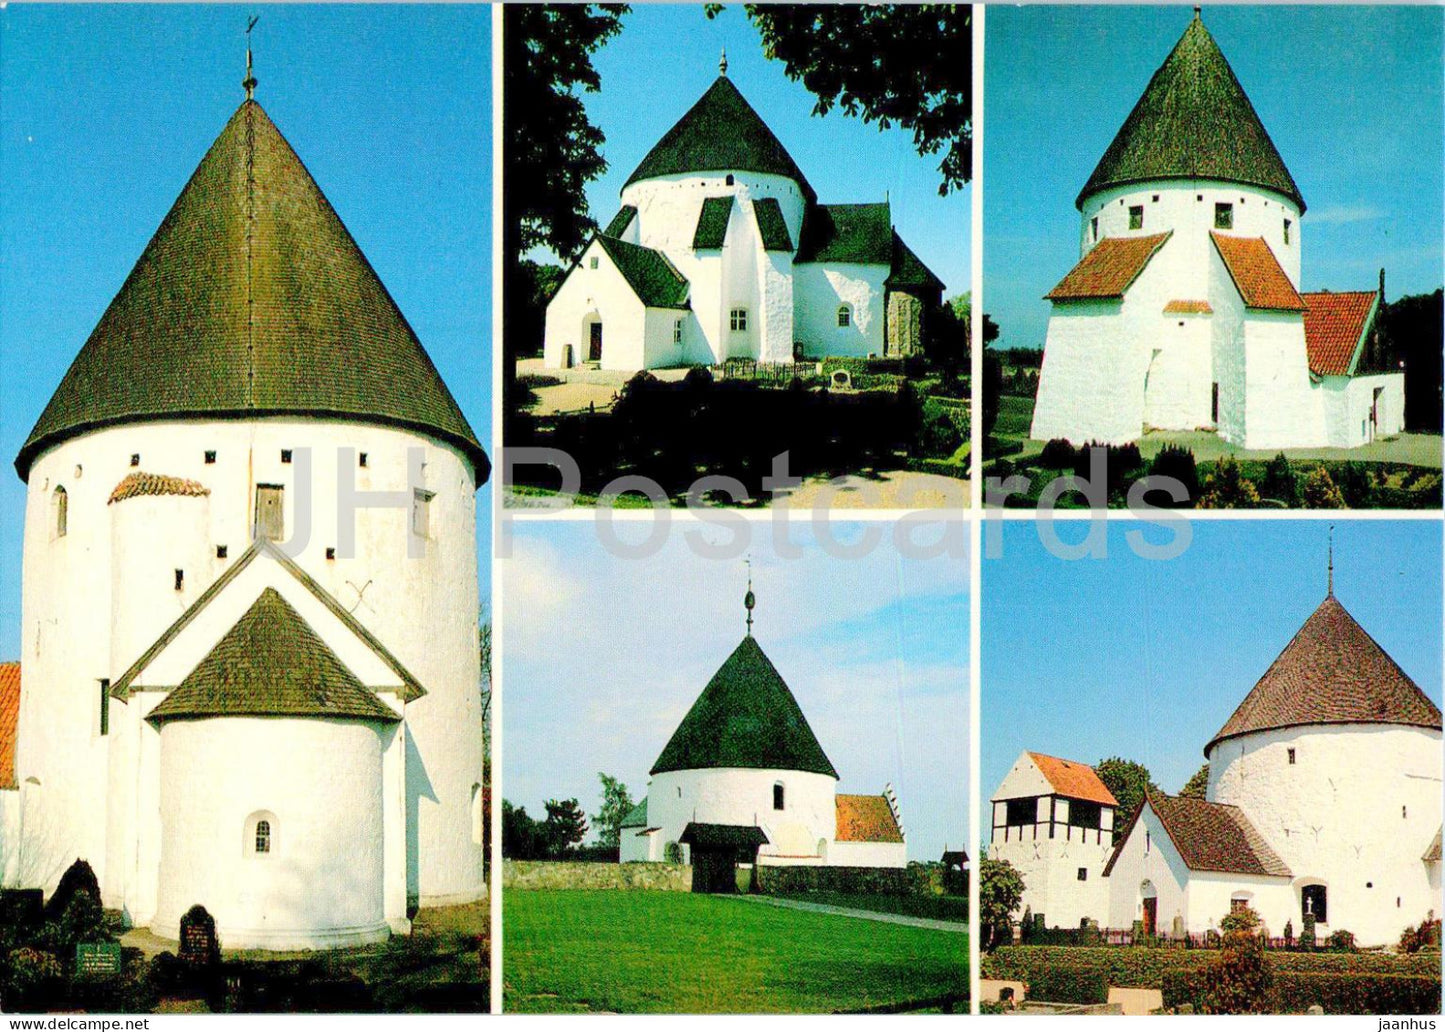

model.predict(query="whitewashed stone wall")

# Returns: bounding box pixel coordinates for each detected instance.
[647,767,836,866]
[793,263,888,359]
[543,239,649,370]
[830,840,907,869]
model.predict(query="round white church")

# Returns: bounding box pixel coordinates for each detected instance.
[0,73,488,949]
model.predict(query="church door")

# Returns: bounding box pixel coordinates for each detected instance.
[1141,896,1157,937]
[254,484,284,541]
[588,322,603,363]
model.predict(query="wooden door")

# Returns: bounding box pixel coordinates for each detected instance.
[1142,896,1157,937]
[255,484,284,541]
[588,322,603,363]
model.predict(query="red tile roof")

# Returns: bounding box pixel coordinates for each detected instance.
[1210,232,1305,311]
[1046,232,1172,302]
[1105,792,1291,878]
[109,472,211,505]
[836,793,904,843]
[1301,291,1377,376]
[1028,752,1118,806]
[1207,595,1441,754]
[0,663,19,791]
[1163,299,1213,315]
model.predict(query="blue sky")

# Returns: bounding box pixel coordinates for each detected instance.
[0,5,491,658]
[982,519,1443,812]
[985,5,1444,350]
[503,522,969,863]
[538,3,969,298]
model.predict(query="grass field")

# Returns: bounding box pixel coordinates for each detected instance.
[504,890,967,1013]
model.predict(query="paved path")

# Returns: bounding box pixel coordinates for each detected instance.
[731,894,969,934]
[1110,986,1164,1016]
[775,470,971,510]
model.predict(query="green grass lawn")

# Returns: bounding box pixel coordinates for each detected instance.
[504,890,966,1013]
[773,891,968,923]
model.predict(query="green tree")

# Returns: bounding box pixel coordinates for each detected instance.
[1095,757,1158,841]
[1259,452,1297,505]
[1179,763,1210,800]
[1198,453,1261,509]
[714,5,972,193]
[502,4,628,401]
[591,774,636,850]
[543,798,590,856]
[981,348,1004,444]
[1377,288,1443,433]
[502,800,546,860]
[979,858,1026,951]
[1299,465,1347,509]
[1201,906,1272,1014]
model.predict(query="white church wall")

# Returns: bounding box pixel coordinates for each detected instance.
[0,790,19,887]
[648,767,836,865]
[544,239,648,370]
[619,828,656,863]
[1080,179,1302,288]
[1208,723,1443,946]
[992,825,1113,930]
[1144,311,1213,431]
[830,840,907,869]
[758,246,795,364]
[1030,299,1148,444]
[21,417,483,912]
[1104,804,1192,933]
[793,263,887,359]
[1320,373,1405,447]
[720,200,762,361]
[152,716,391,950]
[1240,312,1324,450]
[1206,246,1248,443]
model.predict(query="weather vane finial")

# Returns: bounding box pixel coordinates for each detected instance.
[1328,525,1335,597]
[1193,5,1202,20]
[744,558,755,636]
[719,46,728,77]
[244,16,259,100]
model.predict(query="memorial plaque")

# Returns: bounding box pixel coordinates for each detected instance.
[179,904,220,967]
[75,942,122,978]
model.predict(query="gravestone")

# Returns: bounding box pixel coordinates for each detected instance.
[75,942,123,979]
[831,369,852,390]
[179,904,220,968]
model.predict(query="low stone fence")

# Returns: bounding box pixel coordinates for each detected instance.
[502,859,692,892]
[754,863,945,897]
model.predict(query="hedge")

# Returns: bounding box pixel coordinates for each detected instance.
[1027,966,1109,1005]
[983,946,1442,991]
[1164,970,1442,1015]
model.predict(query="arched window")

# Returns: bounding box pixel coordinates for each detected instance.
[773,782,785,811]
[725,174,735,186]
[1301,884,1328,924]
[837,305,852,328]
[52,486,68,539]
[245,811,277,857]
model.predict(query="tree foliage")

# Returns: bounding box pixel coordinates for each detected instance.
[1200,906,1272,1014]
[543,798,590,854]
[717,4,972,194]
[1179,763,1210,800]
[980,857,1026,951]
[1095,757,1158,840]
[1376,288,1443,433]
[591,774,636,850]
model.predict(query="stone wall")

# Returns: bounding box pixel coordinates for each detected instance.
[755,863,946,897]
[502,860,692,892]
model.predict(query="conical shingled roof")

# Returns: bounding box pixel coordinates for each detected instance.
[17,100,486,481]
[147,588,398,724]
[1077,14,1304,212]
[1206,595,1441,756]
[651,635,838,778]
[625,77,816,201]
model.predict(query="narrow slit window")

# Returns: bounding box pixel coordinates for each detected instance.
[412,488,435,538]
[673,319,683,346]
[174,569,184,591]
[1283,219,1292,245]
[99,679,110,736]
[255,820,271,854]
[589,256,599,270]
[773,782,785,811]
[1090,217,1098,242]
[326,547,336,561]
[53,486,68,539]
[1077,868,1088,882]
[1288,747,1296,765]
[359,452,369,468]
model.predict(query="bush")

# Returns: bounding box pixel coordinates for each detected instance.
[1399,914,1442,954]
[664,841,683,864]
[1334,461,1373,507]
[40,890,106,954]
[1199,454,1260,508]
[1200,906,1272,1014]
[983,946,1208,990]
[1324,929,1358,953]
[2,947,65,1012]
[682,366,714,391]
[1027,965,1108,1005]
[45,858,101,923]
[1038,438,1077,469]
[1300,465,1347,508]
[1259,452,1297,505]
[1270,972,1441,1015]
[1145,444,1199,506]
[1071,442,1143,496]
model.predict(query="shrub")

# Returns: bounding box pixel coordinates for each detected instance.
[1301,912,1317,951]
[681,366,714,391]
[915,411,965,459]
[980,858,1026,951]
[1198,906,1272,1014]
[1270,972,1442,1015]
[1324,929,1358,953]
[1398,914,1441,954]
[1334,461,1373,507]
[1199,454,1260,508]
[1161,967,1211,1012]
[1146,444,1199,505]
[40,890,106,954]
[1259,452,1297,505]
[1071,442,1143,496]
[663,841,683,864]
[45,858,101,923]
[2,947,64,1012]
[1299,465,1347,508]
[1038,438,1077,469]
[1027,965,1108,1005]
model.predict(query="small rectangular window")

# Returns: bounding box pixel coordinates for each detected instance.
[204,450,217,464]
[773,783,785,810]
[1214,202,1234,229]
[174,569,184,591]
[730,308,748,332]
[589,256,599,270]
[129,454,140,467]
[326,547,336,560]
[255,484,284,541]
[99,679,110,736]
[1212,383,1220,423]
[1128,205,1144,230]
[359,452,369,468]
[1287,747,1296,765]
[412,488,435,538]
[1283,219,1291,245]
[1077,867,1088,882]
[1152,194,1160,203]
[216,545,228,559]
[673,319,683,345]
[281,449,293,464]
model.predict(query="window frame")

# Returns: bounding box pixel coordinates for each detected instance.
[52,486,69,540]
[1128,205,1144,230]
[412,488,436,539]
[1214,202,1234,230]
[837,305,852,328]
[729,307,749,333]
[773,781,786,811]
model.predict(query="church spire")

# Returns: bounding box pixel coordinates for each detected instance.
[719,46,728,77]
[744,559,755,636]
[243,16,259,100]
[1328,525,1335,598]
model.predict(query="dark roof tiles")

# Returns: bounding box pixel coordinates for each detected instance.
[1207,595,1441,754]
[651,635,839,779]
[692,196,734,249]
[603,205,638,238]
[752,198,794,252]
[595,235,691,310]
[1147,793,1291,877]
